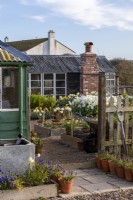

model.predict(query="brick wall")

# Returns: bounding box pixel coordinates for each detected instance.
[80,42,99,94]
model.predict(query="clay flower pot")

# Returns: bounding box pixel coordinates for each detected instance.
[59,179,73,194]
[116,166,125,179]
[101,159,110,172]
[96,157,102,169]
[109,161,117,175]
[124,168,133,182]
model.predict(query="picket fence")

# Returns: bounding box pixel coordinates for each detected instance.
[105,96,133,155]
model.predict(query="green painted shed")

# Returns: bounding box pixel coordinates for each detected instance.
[0,40,32,139]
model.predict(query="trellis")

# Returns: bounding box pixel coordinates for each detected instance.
[105,96,133,155]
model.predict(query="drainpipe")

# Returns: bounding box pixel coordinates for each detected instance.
[19,65,23,136]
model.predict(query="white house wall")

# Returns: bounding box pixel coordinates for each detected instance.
[55,41,75,55]
[26,41,49,55]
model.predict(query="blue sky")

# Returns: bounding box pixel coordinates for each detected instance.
[0,0,133,59]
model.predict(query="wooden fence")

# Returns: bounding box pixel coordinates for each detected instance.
[105,96,133,155]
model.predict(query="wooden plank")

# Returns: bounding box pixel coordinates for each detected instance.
[125,98,129,142]
[98,72,106,152]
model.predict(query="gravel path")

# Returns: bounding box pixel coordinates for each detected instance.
[48,189,133,200]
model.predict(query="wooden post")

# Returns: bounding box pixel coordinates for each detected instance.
[98,72,106,152]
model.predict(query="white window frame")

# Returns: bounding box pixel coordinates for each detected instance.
[29,73,67,98]
[106,73,116,95]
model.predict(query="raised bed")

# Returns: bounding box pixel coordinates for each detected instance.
[34,124,66,138]
[0,182,58,200]
[0,138,35,175]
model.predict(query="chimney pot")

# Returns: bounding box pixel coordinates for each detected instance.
[4,36,9,43]
[84,42,93,53]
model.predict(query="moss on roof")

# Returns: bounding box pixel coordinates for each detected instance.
[7,38,48,51]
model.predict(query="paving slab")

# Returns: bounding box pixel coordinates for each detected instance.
[83,174,117,184]
[109,179,133,189]
[59,185,91,198]
[80,182,119,193]
[74,176,92,186]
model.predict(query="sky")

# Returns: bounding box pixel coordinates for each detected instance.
[0,0,133,59]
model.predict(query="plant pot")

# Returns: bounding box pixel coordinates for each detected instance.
[77,141,84,151]
[52,119,61,123]
[96,157,102,169]
[101,159,110,172]
[109,161,117,175]
[125,168,133,182]
[35,146,43,154]
[59,179,73,194]
[116,166,125,179]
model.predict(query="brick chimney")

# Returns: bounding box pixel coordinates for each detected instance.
[80,42,99,94]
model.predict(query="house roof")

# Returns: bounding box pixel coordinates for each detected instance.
[28,55,116,73]
[28,55,81,73]
[7,38,75,53]
[0,40,32,63]
[7,38,48,52]
[97,56,117,73]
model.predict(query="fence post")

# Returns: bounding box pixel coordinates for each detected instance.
[98,72,106,152]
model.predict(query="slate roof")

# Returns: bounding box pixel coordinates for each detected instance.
[28,55,116,73]
[0,40,32,63]
[97,56,117,73]
[7,38,48,52]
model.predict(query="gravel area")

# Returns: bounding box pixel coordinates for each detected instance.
[48,189,133,200]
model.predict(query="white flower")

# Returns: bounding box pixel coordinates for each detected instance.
[29,157,34,163]
[37,153,40,158]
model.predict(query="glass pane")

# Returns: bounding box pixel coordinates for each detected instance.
[105,73,109,79]
[56,88,65,94]
[56,74,65,80]
[44,80,53,87]
[31,81,41,87]
[44,74,53,80]
[44,88,53,95]
[56,81,65,87]
[2,68,18,108]
[31,74,41,80]
[110,87,115,94]
[106,80,110,87]
[109,73,115,79]
[110,80,115,86]
[31,88,41,95]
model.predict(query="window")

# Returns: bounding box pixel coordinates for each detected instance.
[106,73,115,95]
[29,73,66,98]
[44,74,54,95]
[1,67,19,109]
[30,74,41,95]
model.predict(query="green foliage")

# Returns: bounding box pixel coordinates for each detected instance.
[30,94,56,110]
[23,162,49,186]
[31,137,43,147]
[60,170,76,182]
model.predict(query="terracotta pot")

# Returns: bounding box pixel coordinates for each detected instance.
[52,119,61,123]
[59,179,73,194]
[101,159,110,172]
[35,146,43,154]
[109,161,117,175]
[96,157,102,169]
[116,166,125,179]
[125,169,133,182]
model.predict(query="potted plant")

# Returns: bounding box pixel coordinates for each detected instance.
[108,154,117,175]
[116,159,125,179]
[124,160,133,181]
[100,152,111,172]
[31,136,43,154]
[96,152,103,169]
[48,163,64,183]
[58,170,76,194]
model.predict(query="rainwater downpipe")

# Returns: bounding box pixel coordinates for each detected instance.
[19,65,23,136]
